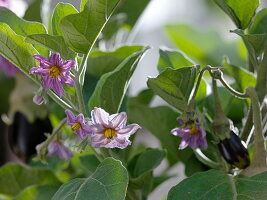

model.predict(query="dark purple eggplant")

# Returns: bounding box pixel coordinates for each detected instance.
[218,131,250,169]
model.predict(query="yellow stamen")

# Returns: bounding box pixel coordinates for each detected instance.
[49,65,61,78]
[104,128,116,139]
[71,122,82,131]
[189,127,199,135]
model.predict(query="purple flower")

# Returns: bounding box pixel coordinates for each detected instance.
[65,110,93,140]
[88,107,141,149]
[47,140,73,160]
[171,118,207,150]
[0,0,11,7]
[29,53,75,97]
[0,55,20,77]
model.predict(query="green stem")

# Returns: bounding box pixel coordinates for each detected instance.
[74,78,88,116]
[194,149,221,169]
[240,106,253,140]
[212,70,248,98]
[187,65,208,109]
[256,47,267,102]
[246,87,266,168]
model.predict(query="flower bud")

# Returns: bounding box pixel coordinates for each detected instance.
[33,93,44,105]
[218,131,250,169]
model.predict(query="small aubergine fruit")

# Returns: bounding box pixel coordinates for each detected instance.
[218,131,250,169]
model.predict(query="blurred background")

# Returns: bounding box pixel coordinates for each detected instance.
[1,0,266,199]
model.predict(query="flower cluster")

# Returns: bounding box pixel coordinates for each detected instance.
[171,118,207,150]
[45,107,141,160]
[30,53,75,97]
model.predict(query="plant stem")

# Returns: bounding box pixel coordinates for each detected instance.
[246,87,266,169]
[256,48,267,102]
[240,106,253,140]
[194,149,221,169]
[213,70,248,99]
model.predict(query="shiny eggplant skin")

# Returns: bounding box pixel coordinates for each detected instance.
[218,131,250,169]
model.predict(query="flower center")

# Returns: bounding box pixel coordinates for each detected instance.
[189,127,199,135]
[71,122,82,131]
[49,65,61,78]
[104,128,116,139]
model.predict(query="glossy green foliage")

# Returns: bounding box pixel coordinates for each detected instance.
[52,158,128,200]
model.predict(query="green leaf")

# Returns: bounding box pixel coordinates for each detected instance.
[0,164,61,196]
[52,158,129,200]
[0,7,46,36]
[60,0,121,53]
[115,0,151,27]
[147,66,198,112]
[0,23,39,79]
[195,79,207,102]
[15,185,59,200]
[0,7,47,56]
[87,45,145,77]
[23,0,43,22]
[168,169,267,200]
[158,48,194,72]
[223,57,256,92]
[127,98,193,165]
[129,149,166,178]
[25,34,76,60]
[89,46,149,114]
[50,3,78,36]
[250,8,267,34]
[102,14,127,40]
[231,29,267,57]
[79,154,101,174]
[213,0,259,29]
[184,154,208,177]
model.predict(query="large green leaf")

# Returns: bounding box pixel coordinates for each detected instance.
[114,0,151,27]
[213,0,259,29]
[87,46,144,77]
[0,164,61,196]
[0,7,47,56]
[15,185,59,200]
[60,0,121,53]
[127,98,192,165]
[147,66,198,112]
[158,48,194,72]
[231,29,266,68]
[168,169,267,200]
[0,23,39,79]
[129,149,166,178]
[89,46,149,114]
[52,158,129,200]
[0,7,46,36]
[101,14,127,40]
[50,3,78,36]
[23,0,43,22]
[25,34,76,60]
[249,8,267,34]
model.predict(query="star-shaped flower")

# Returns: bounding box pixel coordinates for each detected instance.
[88,107,141,149]
[65,110,93,140]
[30,53,75,97]
[171,118,207,150]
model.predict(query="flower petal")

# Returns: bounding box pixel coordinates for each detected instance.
[62,60,75,71]
[65,110,76,125]
[116,124,140,135]
[49,53,63,66]
[33,55,52,67]
[52,78,65,97]
[110,112,127,128]
[91,107,110,126]
[41,76,53,90]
